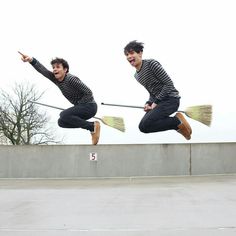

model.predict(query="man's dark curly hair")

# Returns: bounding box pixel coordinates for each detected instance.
[51,58,69,73]
[124,40,144,54]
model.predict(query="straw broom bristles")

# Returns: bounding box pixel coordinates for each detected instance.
[96,116,125,132]
[183,105,212,127]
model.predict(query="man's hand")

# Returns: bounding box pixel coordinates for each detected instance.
[144,104,152,112]
[18,51,33,63]
[144,103,158,112]
[151,103,157,109]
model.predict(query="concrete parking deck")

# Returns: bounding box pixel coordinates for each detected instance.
[0,175,236,235]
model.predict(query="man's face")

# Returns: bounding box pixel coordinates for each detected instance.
[52,63,67,81]
[125,50,142,69]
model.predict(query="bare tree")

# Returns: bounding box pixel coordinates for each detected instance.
[0,83,60,145]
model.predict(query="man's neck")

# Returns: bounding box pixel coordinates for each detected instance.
[135,60,143,71]
[57,74,66,82]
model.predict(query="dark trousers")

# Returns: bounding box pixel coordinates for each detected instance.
[58,103,97,132]
[139,97,180,133]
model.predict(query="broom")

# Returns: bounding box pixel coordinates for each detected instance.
[28,101,125,132]
[101,102,212,127]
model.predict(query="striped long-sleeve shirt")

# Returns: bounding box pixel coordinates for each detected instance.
[135,59,180,104]
[30,58,95,105]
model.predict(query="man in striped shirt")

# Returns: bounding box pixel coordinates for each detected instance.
[20,53,100,145]
[124,41,192,140]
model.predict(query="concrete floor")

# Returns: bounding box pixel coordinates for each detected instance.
[0,175,236,236]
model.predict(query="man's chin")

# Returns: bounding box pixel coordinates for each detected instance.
[130,62,135,67]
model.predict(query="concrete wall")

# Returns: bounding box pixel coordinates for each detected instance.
[0,143,235,178]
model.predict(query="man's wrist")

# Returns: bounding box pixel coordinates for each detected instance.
[30,57,36,65]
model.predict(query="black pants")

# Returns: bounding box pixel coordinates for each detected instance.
[139,97,181,133]
[58,103,97,132]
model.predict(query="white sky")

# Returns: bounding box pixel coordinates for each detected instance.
[1,0,236,144]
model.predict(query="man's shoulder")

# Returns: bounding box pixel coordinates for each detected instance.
[144,59,161,65]
[65,73,80,80]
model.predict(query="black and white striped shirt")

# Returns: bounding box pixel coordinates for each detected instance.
[30,58,95,105]
[135,59,180,104]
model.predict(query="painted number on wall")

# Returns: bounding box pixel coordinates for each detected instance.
[90,152,97,161]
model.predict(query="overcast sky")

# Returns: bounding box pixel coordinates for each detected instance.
[1,0,236,144]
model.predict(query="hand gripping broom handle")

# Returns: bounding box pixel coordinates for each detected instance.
[101,102,191,119]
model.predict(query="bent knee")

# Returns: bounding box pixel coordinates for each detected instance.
[139,122,150,133]
[58,118,65,128]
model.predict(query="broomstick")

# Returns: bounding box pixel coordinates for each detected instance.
[28,101,125,132]
[101,102,212,127]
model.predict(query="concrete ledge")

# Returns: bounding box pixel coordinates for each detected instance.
[0,143,235,178]
[191,143,236,175]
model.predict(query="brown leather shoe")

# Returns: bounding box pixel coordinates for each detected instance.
[91,121,100,145]
[175,113,192,140]
[177,123,191,140]
[175,112,192,134]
